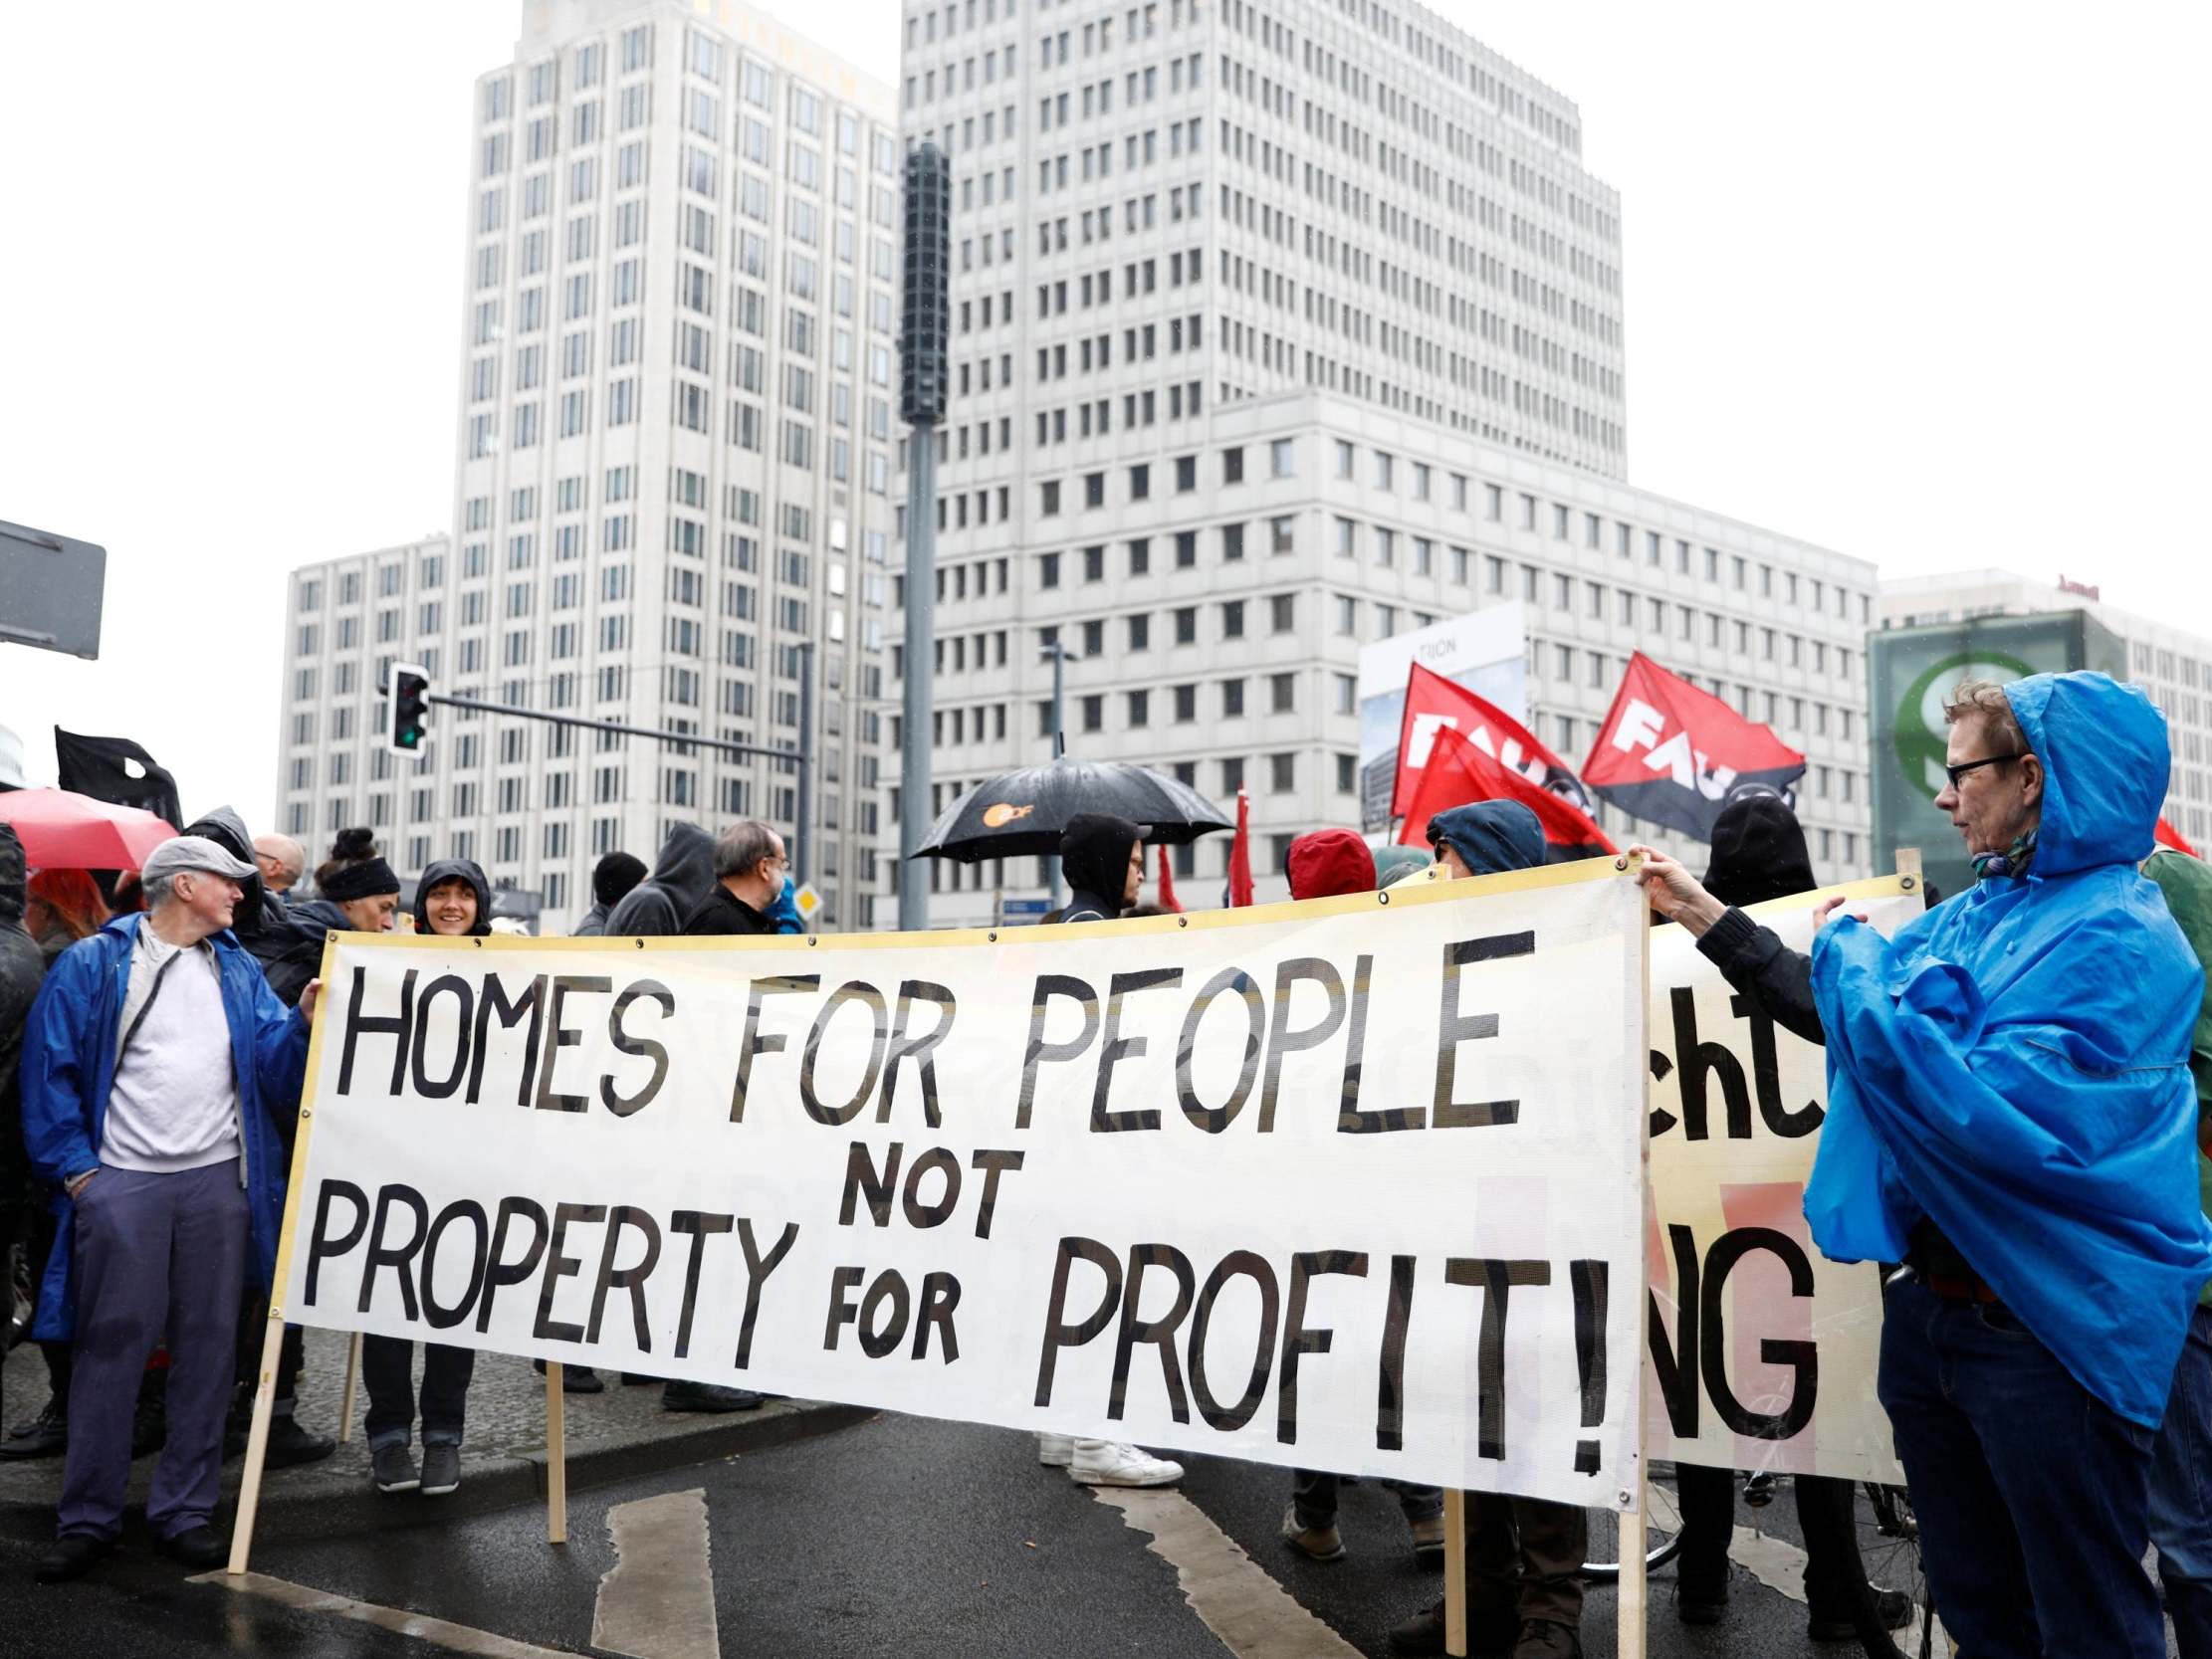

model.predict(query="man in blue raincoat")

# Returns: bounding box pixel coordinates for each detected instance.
[1806,672,2212,1655]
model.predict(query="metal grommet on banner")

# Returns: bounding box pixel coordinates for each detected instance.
[1178,916,1189,928]
[807,936,818,946]
[635,937,645,948]
[474,937,483,947]
[988,931,998,942]
[1378,891,1391,905]
[1614,856,1628,871]
[299,1107,313,1120]
[1900,876,1917,891]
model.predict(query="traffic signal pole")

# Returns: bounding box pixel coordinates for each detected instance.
[383,681,808,823]
[896,143,950,933]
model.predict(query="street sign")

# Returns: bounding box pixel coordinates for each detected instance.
[792,882,822,923]
[1001,898,1050,916]
[0,519,106,660]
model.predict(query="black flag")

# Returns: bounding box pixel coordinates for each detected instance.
[54,728,182,831]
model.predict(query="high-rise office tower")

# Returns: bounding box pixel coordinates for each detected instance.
[897,0,1875,920]
[278,0,905,928]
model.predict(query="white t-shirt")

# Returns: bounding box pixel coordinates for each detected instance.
[100,932,242,1172]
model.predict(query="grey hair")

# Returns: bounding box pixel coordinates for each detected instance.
[713,819,780,881]
[1943,678,2030,753]
[142,872,180,910]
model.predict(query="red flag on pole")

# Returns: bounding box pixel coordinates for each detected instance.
[1582,652,1806,842]
[1155,842,1184,911]
[1226,788,1254,907]
[1399,726,1617,858]
[2156,817,2200,858]
[1389,662,1593,821]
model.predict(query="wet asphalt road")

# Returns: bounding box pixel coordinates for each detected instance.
[0,1412,2173,1658]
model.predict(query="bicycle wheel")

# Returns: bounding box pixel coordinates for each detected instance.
[1857,1481,1937,1659]
[1581,1470,1684,1580]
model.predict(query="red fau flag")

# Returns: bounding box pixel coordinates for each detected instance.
[1399,726,1617,860]
[1582,652,1806,842]
[1390,662,1596,821]
[2156,817,2200,858]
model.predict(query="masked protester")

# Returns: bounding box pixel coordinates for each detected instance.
[1273,831,1447,1570]
[348,857,494,1500]
[1632,798,1910,1645]
[1058,812,1148,924]
[1803,675,2212,1656]
[682,822,785,934]
[1031,810,1183,1490]
[1390,801,1586,1659]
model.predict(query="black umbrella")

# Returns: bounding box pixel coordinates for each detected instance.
[912,759,1232,863]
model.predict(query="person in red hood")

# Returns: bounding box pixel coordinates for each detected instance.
[1274,831,1450,1568]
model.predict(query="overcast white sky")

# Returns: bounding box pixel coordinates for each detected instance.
[2,2,2205,832]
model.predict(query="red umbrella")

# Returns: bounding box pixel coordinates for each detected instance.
[0,788,177,871]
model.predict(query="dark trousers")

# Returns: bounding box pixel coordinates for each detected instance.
[28,1202,70,1401]
[1675,1465,1865,1613]
[1465,1494,1586,1631]
[360,1337,474,1449]
[1291,1469,1443,1529]
[2151,1303,2212,1659]
[60,1162,247,1542]
[1880,1275,2163,1657]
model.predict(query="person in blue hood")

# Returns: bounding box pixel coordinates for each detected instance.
[1806,672,2212,1658]
[1393,798,1587,1659]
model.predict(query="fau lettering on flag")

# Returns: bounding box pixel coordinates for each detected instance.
[1400,726,1617,861]
[1390,662,1596,821]
[1582,653,1807,843]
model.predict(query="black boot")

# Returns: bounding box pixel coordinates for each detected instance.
[661,1380,763,1413]
[0,1394,68,1460]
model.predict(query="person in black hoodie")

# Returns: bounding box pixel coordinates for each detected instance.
[180,808,338,1471]
[356,857,493,1499]
[1636,798,1912,1647]
[573,851,647,937]
[596,823,761,1414]
[1057,812,1147,924]
[604,824,716,937]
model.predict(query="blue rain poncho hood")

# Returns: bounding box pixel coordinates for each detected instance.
[1806,671,2212,1425]
[1427,801,1545,878]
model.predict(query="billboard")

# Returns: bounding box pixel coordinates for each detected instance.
[1870,610,2126,899]
[1357,604,1527,831]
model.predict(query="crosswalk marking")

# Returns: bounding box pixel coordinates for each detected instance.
[195,1569,582,1657]
[1091,1487,1368,1659]
[592,1487,722,1659]
[1726,1522,1950,1657]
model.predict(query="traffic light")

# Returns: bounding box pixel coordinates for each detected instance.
[387,664,430,756]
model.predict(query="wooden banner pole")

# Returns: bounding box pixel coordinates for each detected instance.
[334,1330,362,1444]
[546,1361,568,1546]
[225,1311,287,1575]
[1615,851,1653,1659]
[1441,1488,1466,1657]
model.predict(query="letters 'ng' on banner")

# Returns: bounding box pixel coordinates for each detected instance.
[1644,879,1918,1485]
[277,863,1650,1509]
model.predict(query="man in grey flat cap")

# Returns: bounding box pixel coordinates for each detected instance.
[18,836,321,1582]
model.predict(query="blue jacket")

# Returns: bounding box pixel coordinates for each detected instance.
[1807,672,2212,1426]
[19,914,311,1341]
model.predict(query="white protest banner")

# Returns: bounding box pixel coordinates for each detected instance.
[274,860,1649,1508]
[1644,877,1920,1484]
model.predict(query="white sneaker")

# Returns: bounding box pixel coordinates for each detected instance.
[1036,1432,1074,1467]
[1069,1438,1183,1488]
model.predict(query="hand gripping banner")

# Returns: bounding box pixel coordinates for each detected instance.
[273,860,1651,1509]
